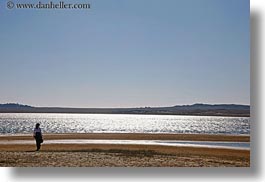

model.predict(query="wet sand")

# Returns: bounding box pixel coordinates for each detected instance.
[0,133,250,167]
[0,133,250,142]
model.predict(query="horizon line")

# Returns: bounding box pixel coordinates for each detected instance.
[0,102,251,109]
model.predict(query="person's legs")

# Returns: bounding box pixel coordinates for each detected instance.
[36,139,41,151]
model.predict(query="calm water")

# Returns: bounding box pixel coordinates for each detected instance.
[0,113,250,135]
[0,140,250,150]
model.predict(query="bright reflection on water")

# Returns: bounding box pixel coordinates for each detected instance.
[0,113,250,135]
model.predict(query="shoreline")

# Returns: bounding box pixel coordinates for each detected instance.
[0,133,250,142]
[0,133,250,167]
[0,112,250,117]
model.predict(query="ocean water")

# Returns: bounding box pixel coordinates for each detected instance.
[0,113,250,135]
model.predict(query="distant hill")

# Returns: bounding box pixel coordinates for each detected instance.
[0,103,250,117]
[0,103,32,109]
[173,103,250,110]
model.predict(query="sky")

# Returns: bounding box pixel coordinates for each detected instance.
[0,0,250,108]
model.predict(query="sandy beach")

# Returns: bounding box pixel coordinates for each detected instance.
[0,133,250,167]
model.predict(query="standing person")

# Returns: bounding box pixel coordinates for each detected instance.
[33,123,43,151]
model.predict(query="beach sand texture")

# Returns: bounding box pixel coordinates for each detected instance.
[0,133,250,167]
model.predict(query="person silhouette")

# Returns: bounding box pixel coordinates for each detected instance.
[33,123,43,151]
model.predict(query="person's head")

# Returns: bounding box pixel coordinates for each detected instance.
[35,123,40,129]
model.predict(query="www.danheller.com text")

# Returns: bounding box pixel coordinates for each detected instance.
[6,1,91,10]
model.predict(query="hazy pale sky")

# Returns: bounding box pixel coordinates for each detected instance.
[0,0,249,108]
